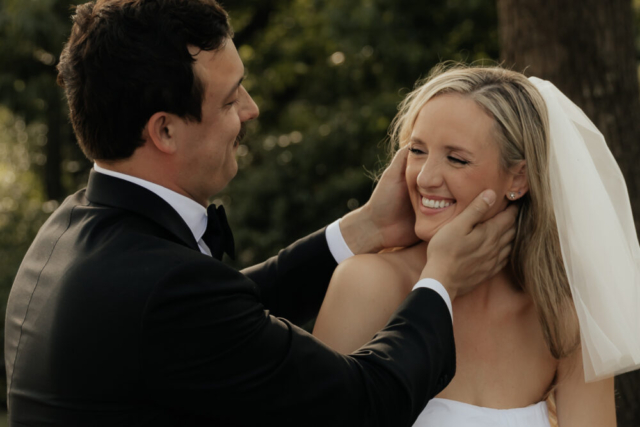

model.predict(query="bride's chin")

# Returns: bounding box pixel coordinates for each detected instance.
[415,221,449,243]
[414,228,435,243]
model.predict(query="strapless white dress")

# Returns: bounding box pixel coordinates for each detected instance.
[413,398,551,427]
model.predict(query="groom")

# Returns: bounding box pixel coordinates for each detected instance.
[4,1,516,426]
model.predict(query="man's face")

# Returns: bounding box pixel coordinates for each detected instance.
[175,39,259,205]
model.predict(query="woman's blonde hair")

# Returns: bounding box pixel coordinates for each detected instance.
[390,63,579,359]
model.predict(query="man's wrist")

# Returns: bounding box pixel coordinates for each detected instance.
[412,278,454,322]
[339,206,384,255]
[325,220,355,264]
[419,265,456,301]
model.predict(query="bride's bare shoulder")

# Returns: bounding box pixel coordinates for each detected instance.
[314,245,425,352]
[331,243,426,295]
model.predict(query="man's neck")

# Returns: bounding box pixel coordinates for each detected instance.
[94,159,157,182]
[94,160,205,207]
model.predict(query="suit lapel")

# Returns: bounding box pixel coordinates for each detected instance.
[85,170,200,251]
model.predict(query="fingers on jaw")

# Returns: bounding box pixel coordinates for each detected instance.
[495,212,517,232]
[471,202,487,217]
[492,250,510,275]
[498,228,516,247]
[506,204,520,220]
[498,244,512,262]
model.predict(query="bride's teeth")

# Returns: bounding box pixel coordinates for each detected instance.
[421,197,453,209]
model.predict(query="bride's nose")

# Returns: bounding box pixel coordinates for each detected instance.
[416,158,445,190]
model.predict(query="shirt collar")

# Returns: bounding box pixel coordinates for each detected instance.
[93,163,208,242]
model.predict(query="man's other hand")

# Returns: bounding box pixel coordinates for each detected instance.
[339,147,419,255]
[420,190,518,300]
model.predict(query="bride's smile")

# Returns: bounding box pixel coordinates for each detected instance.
[419,195,456,213]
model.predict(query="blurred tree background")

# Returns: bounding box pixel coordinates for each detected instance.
[0,0,638,423]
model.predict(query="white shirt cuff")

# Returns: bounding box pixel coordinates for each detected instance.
[326,219,355,264]
[412,278,453,322]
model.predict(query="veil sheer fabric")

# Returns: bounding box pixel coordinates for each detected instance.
[529,77,640,382]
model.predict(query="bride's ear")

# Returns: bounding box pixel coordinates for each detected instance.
[506,160,528,201]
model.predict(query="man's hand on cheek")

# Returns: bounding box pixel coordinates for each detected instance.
[420,189,518,300]
[340,146,419,254]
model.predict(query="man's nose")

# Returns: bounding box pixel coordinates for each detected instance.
[416,158,444,190]
[240,87,259,122]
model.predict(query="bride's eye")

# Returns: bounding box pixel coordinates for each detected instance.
[408,146,426,155]
[448,156,468,165]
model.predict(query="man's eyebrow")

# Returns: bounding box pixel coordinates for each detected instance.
[224,74,245,100]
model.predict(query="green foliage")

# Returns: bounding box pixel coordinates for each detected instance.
[220,0,499,267]
[0,0,89,200]
[0,0,76,120]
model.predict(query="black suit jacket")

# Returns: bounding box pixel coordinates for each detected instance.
[5,170,455,427]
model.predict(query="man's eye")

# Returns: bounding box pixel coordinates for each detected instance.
[448,156,468,165]
[226,99,239,107]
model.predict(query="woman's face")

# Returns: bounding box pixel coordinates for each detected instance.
[406,94,514,241]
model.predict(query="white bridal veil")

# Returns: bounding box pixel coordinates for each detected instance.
[529,77,640,382]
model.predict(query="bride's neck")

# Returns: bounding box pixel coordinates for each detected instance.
[406,241,522,304]
[469,269,519,304]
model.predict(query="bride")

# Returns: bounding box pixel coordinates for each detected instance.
[313,65,640,426]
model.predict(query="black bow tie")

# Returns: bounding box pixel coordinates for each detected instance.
[202,205,235,260]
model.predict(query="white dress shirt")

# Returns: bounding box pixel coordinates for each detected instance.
[93,165,452,319]
[93,164,214,256]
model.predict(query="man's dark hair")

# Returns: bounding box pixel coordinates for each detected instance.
[57,0,233,161]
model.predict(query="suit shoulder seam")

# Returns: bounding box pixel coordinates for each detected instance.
[7,203,81,399]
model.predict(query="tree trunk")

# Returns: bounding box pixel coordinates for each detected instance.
[497,0,640,425]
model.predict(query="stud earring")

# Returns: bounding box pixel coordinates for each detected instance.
[509,192,516,200]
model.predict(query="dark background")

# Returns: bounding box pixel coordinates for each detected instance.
[1,0,639,423]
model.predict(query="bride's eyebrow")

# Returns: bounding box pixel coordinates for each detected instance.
[409,136,427,146]
[409,137,473,156]
[445,144,473,157]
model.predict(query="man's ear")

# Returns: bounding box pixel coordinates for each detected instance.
[145,112,178,154]
[507,160,529,200]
